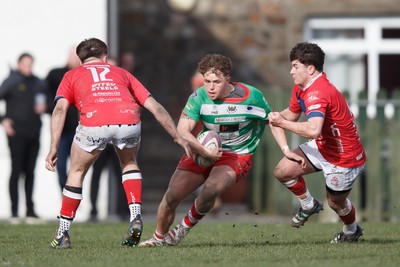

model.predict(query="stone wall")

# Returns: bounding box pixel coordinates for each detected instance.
[119,0,400,94]
[118,0,400,205]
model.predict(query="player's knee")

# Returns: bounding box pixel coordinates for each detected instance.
[327,199,342,213]
[202,182,222,197]
[163,190,181,208]
[273,165,288,180]
[327,197,346,213]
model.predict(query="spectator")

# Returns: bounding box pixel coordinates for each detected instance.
[120,51,135,74]
[45,47,80,190]
[45,38,190,249]
[0,53,48,223]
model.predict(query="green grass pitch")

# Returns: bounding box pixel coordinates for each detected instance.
[1,221,399,267]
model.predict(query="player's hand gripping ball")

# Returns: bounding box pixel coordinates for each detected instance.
[193,131,222,167]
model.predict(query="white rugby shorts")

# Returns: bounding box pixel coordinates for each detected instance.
[299,139,365,191]
[74,123,141,152]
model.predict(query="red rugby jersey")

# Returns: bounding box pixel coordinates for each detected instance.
[56,62,150,126]
[289,72,366,168]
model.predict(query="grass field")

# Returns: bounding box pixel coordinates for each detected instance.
[1,220,399,267]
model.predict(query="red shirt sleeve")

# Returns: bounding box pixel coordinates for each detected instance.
[288,86,302,113]
[127,73,151,106]
[56,71,75,106]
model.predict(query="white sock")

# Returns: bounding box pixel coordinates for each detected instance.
[339,199,356,234]
[57,217,72,238]
[129,203,141,222]
[283,179,314,210]
[343,223,357,235]
[299,190,314,210]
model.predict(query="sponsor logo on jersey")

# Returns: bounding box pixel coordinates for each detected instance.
[227,106,237,113]
[308,104,321,110]
[93,92,121,97]
[215,116,246,122]
[94,97,122,103]
[220,124,239,132]
[86,110,97,118]
[307,91,319,102]
[91,82,119,91]
[120,109,135,114]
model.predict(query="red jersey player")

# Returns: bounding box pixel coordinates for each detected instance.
[268,42,366,243]
[45,38,190,249]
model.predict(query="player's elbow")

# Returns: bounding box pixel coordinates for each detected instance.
[53,105,68,117]
[306,117,323,139]
[308,128,321,139]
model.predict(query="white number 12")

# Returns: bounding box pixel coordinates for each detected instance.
[88,67,112,82]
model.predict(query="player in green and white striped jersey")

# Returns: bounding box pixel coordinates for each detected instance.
[183,81,270,155]
[139,54,303,247]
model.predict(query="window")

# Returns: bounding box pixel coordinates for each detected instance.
[312,28,364,39]
[305,17,400,106]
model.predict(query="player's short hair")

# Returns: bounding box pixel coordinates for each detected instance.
[76,38,108,63]
[198,54,232,77]
[290,42,325,72]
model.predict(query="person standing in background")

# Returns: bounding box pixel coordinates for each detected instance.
[45,47,80,190]
[0,53,48,222]
[120,51,136,74]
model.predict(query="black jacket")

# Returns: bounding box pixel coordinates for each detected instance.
[45,66,79,133]
[0,70,48,138]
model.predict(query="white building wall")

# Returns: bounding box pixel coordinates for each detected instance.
[0,0,108,221]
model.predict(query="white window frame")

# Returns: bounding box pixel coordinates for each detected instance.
[305,17,400,103]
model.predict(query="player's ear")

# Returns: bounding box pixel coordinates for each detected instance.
[102,55,108,63]
[307,65,317,75]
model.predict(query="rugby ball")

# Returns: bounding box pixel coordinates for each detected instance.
[193,131,222,167]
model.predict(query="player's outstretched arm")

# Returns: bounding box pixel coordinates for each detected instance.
[45,98,69,171]
[269,123,305,168]
[143,96,191,157]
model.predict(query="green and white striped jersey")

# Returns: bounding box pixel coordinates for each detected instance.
[183,82,271,155]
